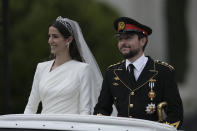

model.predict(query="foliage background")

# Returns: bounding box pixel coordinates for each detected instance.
[0,0,121,114]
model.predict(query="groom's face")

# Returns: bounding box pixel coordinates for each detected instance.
[117,34,142,59]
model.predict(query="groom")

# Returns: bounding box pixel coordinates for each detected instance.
[94,17,183,129]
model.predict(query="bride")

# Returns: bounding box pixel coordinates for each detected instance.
[24,16,102,114]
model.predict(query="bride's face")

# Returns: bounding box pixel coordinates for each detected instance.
[48,26,69,55]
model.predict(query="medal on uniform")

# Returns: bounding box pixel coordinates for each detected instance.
[145,103,156,114]
[148,78,156,101]
[148,90,156,101]
[146,79,156,114]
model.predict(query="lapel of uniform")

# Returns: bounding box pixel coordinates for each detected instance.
[114,61,133,91]
[135,57,158,89]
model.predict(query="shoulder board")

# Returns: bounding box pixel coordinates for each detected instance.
[108,60,125,68]
[155,60,175,71]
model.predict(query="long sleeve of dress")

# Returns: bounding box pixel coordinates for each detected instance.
[24,64,41,114]
[78,65,92,115]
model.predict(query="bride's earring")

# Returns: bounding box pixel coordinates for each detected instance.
[65,42,70,48]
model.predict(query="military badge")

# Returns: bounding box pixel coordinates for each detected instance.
[148,78,156,101]
[145,103,156,114]
[149,78,156,87]
[118,22,125,30]
[148,90,156,100]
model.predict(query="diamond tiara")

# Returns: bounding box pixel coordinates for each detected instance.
[56,16,73,36]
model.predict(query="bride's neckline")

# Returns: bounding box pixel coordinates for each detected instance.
[49,59,74,72]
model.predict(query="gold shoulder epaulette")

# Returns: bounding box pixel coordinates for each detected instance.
[155,60,175,71]
[108,60,125,68]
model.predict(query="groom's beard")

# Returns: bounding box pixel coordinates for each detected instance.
[121,47,140,59]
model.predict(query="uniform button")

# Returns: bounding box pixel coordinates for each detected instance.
[131,92,135,96]
[129,104,134,108]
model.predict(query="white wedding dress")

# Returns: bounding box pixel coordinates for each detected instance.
[24,60,93,115]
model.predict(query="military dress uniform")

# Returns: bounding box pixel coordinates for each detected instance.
[94,57,183,129]
[94,17,183,129]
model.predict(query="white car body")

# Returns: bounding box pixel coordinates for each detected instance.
[0,114,177,131]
